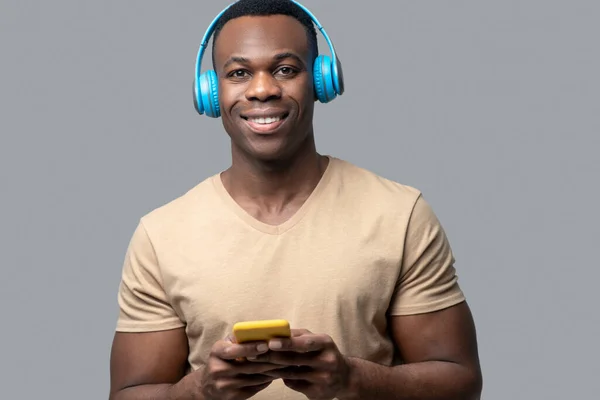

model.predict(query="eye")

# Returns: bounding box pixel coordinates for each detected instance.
[275,66,297,77]
[228,69,250,79]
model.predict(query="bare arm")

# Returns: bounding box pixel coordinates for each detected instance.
[109,328,192,400]
[254,301,481,399]
[109,327,285,400]
[342,301,482,399]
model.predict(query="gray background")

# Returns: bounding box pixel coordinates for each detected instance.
[1,0,598,398]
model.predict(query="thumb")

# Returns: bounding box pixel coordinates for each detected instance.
[224,332,237,344]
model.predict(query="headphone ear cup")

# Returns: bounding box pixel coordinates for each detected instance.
[194,78,204,114]
[313,55,337,103]
[199,70,221,118]
[313,56,326,103]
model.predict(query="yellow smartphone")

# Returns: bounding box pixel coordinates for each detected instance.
[232,319,291,343]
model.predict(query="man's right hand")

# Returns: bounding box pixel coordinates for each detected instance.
[110,329,283,400]
[196,336,284,400]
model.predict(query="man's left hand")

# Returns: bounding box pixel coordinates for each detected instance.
[248,329,353,399]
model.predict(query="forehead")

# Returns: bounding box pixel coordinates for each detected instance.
[213,15,310,66]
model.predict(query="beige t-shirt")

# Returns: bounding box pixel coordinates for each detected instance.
[115,156,465,399]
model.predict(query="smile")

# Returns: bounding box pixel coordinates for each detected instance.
[242,113,289,134]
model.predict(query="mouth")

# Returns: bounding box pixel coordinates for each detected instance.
[241,112,289,134]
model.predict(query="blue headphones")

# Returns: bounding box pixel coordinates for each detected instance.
[193,0,345,118]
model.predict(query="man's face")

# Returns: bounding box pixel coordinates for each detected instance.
[213,15,315,162]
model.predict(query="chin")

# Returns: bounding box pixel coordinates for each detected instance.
[236,138,305,164]
[246,146,290,163]
[227,120,312,164]
[235,133,293,159]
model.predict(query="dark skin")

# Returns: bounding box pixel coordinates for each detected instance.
[109,14,482,400]
[216,15,328,226]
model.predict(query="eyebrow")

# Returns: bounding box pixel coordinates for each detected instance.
[273,52,306,67]
[223,56,250,69]
[222,52,306,70]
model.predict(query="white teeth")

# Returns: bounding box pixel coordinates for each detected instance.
[249,116,281,124]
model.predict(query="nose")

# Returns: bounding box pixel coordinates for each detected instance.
[245,71,282,102]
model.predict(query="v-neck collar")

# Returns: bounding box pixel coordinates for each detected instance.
[211,156,336,235]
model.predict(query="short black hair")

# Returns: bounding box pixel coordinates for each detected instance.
[211,0,319,69]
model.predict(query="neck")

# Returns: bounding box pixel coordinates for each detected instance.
[221,137,328,210]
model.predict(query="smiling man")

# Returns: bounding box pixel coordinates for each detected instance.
[108,1,482,399]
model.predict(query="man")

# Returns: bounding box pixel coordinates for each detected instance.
[109,0,483,399]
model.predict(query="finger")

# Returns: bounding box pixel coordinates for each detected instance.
[267,368,324,382]
[217,373,277,390]
[263,365,313,379]
[268,334,327,353]
[291,329,312,337]
[224,332,235,343]
[235,361,289,375]
[249,350,322,367]
[238,380,274,396]
[209,356,285,380]
[212,340,270,360]
[271,368,341,390]
[282,378,311,394]
[281,379,324,400]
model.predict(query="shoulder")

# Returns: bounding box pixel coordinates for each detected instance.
[329,156,424,214]
[136,174,221,238]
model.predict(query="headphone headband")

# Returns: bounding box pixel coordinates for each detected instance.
[194,4,230,85]
[287,1,344,95]
[194,0,344,117]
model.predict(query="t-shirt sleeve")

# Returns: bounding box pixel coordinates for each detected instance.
[115,220,185,332]
[389,194,466,315]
